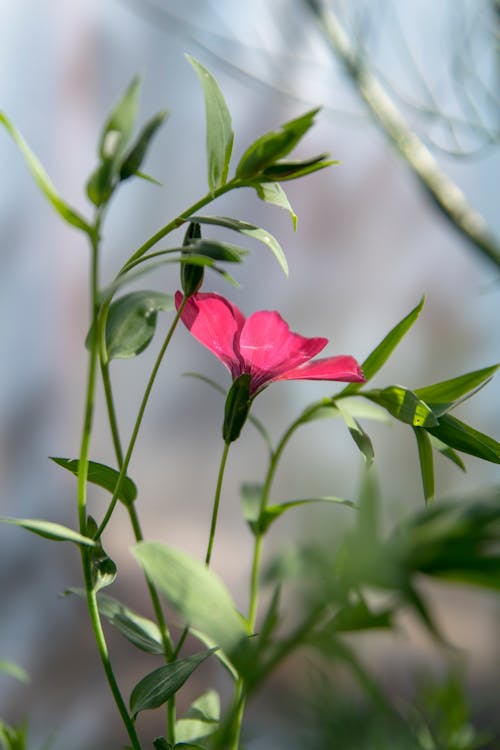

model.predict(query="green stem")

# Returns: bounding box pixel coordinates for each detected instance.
[95,296,188,539]
[78,214,142,750]
[205,441,230,566]
[228,680,246,750]
[120,180,238,273]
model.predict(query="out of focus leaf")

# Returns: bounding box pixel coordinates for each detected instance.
[414,428,435,503]
[0,661,29,684]
[50,457,137,505]
[0,517,94,546]
[175,689,220,744]
[104,290,173,360]
[336,402,374,466]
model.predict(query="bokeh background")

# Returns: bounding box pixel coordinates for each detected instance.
[1,1,499,748]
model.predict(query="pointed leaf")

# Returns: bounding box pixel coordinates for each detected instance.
[86,517,117,592]
[50,457,137,505]
[262,497,356,532]
[240,482,263,535]
[427,414,500,464]
[336,402,374,467]
[132,543,249,655]
[185,239,247,262]
[342,297,425,395]
[120,110,168,180]
[0,517,95,546]
[236,108,320,179]
[130,649,216,718]
[187,215,288,275]
[365,386,438,428]
[330,598,393,632]
[415,364,499,416]
[251,181,297,229]
[414,428,435,504]
[261,153,337,180]
[0,112,91,233]
[104,290,174,359]
[187,56,233,192]
[0,660,29,684]
[175,689,220,743]
[428,435,466,472]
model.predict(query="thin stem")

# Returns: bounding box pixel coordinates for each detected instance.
[78,214,142,750]
[228,680,246,750]
[205,441,230,566]
[95,296,188,539]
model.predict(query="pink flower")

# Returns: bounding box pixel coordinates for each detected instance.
[176,291,365,395]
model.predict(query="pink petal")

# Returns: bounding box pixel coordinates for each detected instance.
[175,291,245,377]
[273,355,365,383]
[238,310,327,390]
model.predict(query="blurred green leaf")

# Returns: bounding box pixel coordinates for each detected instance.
[415,364,499,416]
[187,56,233,192]
[240,482,263,535]
[175,689,220,744]
[336,402,374,466]
[414,428,435,503]
[103,290,173,360]
[187,214,288,275]
[342,297,425,395]
[428,435,466,472]
[0,112,91,234]
[184,239,247,262]
[0,517,94,546]
[236,108,320,179]
[365,386,438,428]
[50,457,137,505]
[262,496,356,533]
[251,181,297,229]
[120,110,168,180]
[0,661,29,684]
[330,598,393,633]
[132,543,249,658]
[261,153,337,181]
[130,649,216,718]
[0,719,28,750]
[427,414,500,464]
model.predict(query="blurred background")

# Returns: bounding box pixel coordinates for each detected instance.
[0,1,499,747]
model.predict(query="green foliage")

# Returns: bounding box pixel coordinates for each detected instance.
[119,110,168,181]
[251,182,297,229]
[0,661,29,684]
[187,56,234,192]
[85,517,117,591]
[175,689,220,744]
[0,517,94,546]
[130,649,216,718]
[365,385,438,428]
[50,457,137,506]
[414,427,435,503]
[0,112,91,234]
[0,720,28,750]
[427,414,500,464]
[102,290,174,360]
[223,373,252,443]
[415,364,499,416]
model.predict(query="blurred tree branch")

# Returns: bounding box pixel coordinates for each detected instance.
[303,0,500,269]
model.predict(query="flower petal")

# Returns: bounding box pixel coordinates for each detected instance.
[175,291,245,376]
[238,310,327,391]
[273,355,365,383]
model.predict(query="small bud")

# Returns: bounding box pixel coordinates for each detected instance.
[223,373,252,444]
[181,222,204,297]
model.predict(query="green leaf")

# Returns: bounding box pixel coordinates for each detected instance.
[262,496,356,533]
[414,428,435,504]
[240,482,263,535]
[188,627,238,681]
[187,56,233,192]
[175,689,220,744]
[365,386,438,428]
[261,153,337,181]
[415,364,499,416]
[120,110,168,180]
[342,297,425,395]
[330,598,393,632]
[0,517,94,546]
[132,543,249,656]
[427,414,500,464]
[130,649,216,718]
[0,719,28,750]
[185,239,247,263]
[251,181,297,229]
[86,517,117,592]
[50,457,137,506]
[336,402,374,467]
[104,290,174,360]
[0,112,91,234]
[428,435,466,472]
[236,108,320,179]
[0,660,29,684]
[187,214,288,275]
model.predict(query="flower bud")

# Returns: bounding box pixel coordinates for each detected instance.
[181,222,204,297]
[222,373,252,444]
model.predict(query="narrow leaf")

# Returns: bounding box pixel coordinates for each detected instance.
[365,386,438,428]
[261,153,337,180]
[187,214,288,275]
[330,599,393,632]
[342,297,425,395]
[0,517,95,546]
[50,457,137,505]
[414,428,435,504]
[132,543,249,655]
[175,689,220,744]
[236,108,320,179]
[427,414,500,464]
[240,482,263,535]
[0,112,91,233]
[428,435,466,472]
[104,290,174,360]
[187,56,233,191]
[251,181,297,229]
[130,649,216,718]
[0,660,30,683]
[120,110,168,180]
[262,497,356,532]
[415,364,499,416]
[185,239,247,262]
[99,77,140,162]
[336,402,374,467]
